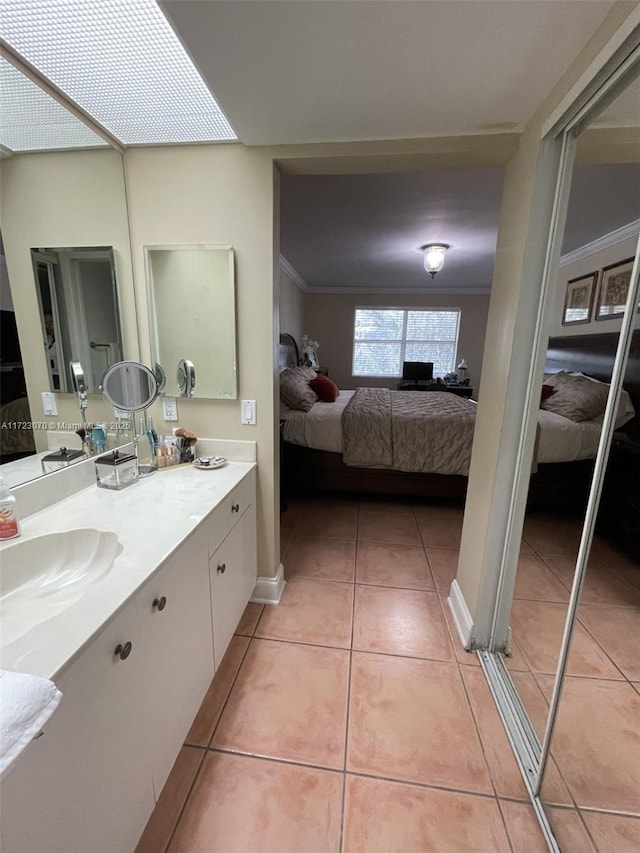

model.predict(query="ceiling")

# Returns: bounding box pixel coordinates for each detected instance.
[162,0,615,146]
[280,162,640,293]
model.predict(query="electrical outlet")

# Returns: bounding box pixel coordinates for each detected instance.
[41,391,57,416]
[162,397,178,421]
[241,399,256,425]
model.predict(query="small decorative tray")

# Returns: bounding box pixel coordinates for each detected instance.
[192,456,227,470]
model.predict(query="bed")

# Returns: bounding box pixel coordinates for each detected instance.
[279,330,640,509]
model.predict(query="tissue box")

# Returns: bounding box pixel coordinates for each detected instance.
[95,450,138,490]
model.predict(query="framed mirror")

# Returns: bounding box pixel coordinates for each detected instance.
[145,245,237,399]
[32,246,123,393]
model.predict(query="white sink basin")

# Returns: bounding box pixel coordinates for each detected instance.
[0,529,120,644]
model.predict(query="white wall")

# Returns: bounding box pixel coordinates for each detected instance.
[551,234,639,338]
[279,264,305,348]
[1,254,13,311]
[303,291,490,390]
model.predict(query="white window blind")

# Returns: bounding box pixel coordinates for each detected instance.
[353,308,460,377]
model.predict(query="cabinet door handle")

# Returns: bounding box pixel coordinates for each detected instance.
[152,596,167,611]
[231,503,240,513]
[217,563,226,574]
[114,641,133,661]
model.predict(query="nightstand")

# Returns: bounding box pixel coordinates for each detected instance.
[597,434,640,561]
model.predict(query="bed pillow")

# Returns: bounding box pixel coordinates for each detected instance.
[568,372,636,429]
[541,371,610,422]
[310,375,340,402]
[279,367,318,411]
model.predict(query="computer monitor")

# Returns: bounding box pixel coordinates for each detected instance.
[402,361,434,381]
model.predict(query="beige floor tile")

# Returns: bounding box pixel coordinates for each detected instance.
[136,746,204,853]
[549,808,597,852]
[537,675,640,814]
[168,752,343,853]
[461,667,528,800]
[358,506,422,546]
[359,498,416,515]
[416,510,464,549]
[577,604,640,681]
[296,503,358,540]
[522,513,583,557]
[543,555,640,606]
[347,652,492,793]
[356,541,433,590]
[185,636,250,747]
[353,585,452,661]
[501,635,530,673]
[510,600,623,678]
[440,595,481,666]
[591,538,640,579]
[425,547,459,594]
[283,534,356,582]
[581,809,640,852]
[513,554,570,602]
[234,602,264,637]
[499,800,552,853]
[255,578,353,648]
[212,639,349,769]
[343,775,510,853]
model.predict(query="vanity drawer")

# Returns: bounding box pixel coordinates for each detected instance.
[207,469,254,557]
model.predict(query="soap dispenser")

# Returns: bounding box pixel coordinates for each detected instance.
[0,475,21,540]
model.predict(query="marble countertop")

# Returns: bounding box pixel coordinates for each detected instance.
[0,460,255,681]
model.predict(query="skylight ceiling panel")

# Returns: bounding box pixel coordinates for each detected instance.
[0,58,108,152]
[0,0,237,145]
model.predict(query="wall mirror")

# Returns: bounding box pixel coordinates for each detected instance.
[0,56,137,488]
[483,56,639,850]
[145,245,237,399]
[31,246,123,393]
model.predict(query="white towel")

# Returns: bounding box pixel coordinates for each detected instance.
[0,669,62,778]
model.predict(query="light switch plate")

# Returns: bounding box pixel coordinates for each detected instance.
[162,397,178,421]
[41,391,57,416]
[241,399,256,425]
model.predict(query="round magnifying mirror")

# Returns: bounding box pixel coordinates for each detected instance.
[153,362,167,395]
[177,358,196,398]
[101,361,158,412]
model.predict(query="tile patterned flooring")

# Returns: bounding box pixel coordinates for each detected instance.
[137,497,639,852]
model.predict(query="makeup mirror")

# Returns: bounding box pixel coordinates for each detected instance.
[145,245,237,399]
[101,361,159,412]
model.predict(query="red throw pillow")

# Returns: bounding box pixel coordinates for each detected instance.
[309,375,339,403]
[540,384,555,403]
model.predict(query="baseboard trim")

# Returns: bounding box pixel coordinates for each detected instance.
[251,563,286,605]
[447,580,473,650]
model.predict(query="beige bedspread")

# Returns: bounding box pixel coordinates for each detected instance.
[342,388,477,475]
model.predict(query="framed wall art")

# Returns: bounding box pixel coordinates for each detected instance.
[562,271,597,326]
[596,257,634,321]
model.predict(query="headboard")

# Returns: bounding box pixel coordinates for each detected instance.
[545,330,640,440]
[279,333,300,369]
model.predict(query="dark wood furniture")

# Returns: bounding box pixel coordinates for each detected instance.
[598,434,640,561]
[397,380,473,397]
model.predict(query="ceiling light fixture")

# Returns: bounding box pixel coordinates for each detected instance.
[420,243,449,279]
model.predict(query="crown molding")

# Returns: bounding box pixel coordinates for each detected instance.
[278,255,308,291]
[305,285,491,296]
[559,219,640,268]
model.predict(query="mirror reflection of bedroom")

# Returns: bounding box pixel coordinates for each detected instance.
[277,167,501,652]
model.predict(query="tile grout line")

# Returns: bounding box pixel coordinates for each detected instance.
[162,745,208,853]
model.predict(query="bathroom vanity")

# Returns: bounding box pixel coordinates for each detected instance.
[0,458,257,852]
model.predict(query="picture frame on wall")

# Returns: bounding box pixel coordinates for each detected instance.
[562,271,597,326]
[596,257,634,321]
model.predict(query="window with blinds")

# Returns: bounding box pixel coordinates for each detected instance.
[352,307,461,377]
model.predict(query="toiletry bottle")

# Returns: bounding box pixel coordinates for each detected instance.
[0,475,21,540]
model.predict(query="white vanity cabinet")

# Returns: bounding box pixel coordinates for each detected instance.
[135,523,215,796]
[1,466,257,853]
[0,600,155,853]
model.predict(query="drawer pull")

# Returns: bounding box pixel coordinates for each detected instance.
[152,596,167,612]
[114,641,133,661]
[231,503,240,513]
[217,563,226,574]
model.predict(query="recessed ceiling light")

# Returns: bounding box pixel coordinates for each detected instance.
[0,57,109,152]
[1,0,237,145]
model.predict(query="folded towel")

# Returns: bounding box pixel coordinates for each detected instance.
[0,669,62,778]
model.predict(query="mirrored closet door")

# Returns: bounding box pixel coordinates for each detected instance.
[483,45,640,852]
